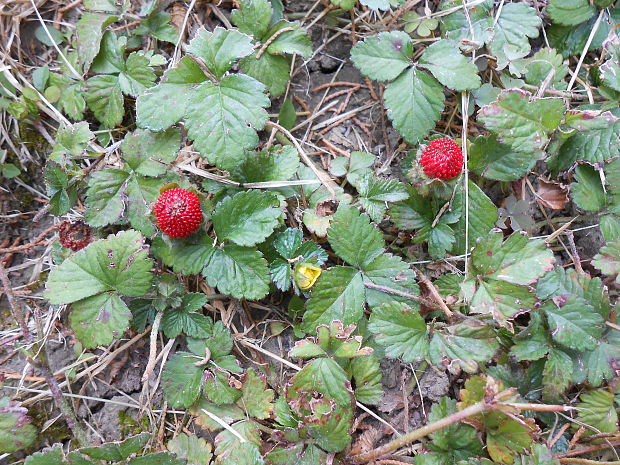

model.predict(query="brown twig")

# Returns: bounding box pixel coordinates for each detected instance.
[554,440,620,459]
[256,26,295,59]
[415,270,454,320]
[0,224,58,254]
[363,282,453,316]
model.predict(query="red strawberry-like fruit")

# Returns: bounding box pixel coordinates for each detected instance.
[153,188,202,238]
[419,138,463,180]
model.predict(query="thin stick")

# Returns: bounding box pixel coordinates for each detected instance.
[461,92,470,274]
[415,270,454,320]
[567,10,605,92]
[363,281,452,317]
[142,310,163,382]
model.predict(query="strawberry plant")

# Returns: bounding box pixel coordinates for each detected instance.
[1,1,620,465]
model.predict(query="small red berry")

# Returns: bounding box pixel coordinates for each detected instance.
[419,138,463,180]
[153,188,202,238]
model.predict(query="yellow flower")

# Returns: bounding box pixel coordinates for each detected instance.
[294,263,322,290]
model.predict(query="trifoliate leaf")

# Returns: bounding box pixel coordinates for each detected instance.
[575,389,619,436]
[118,52,156,97]
[368,302,428,362]
[353,173,409,223]
[488,2,542,70]
[167,433,212,465]
[240,51,291,97]
[187,27,254,80]
[50,121,94,161]
[231,0,273,39]
[303,267,365,332]
[593,238,620,284]
[202,245,270,300]
[469,134,538,181]
[523,48,569,87]
[85,74,124,127]
[265,21,312,58]
[219,442,264,465]
[69,292,132,348]
[239,369,274,419]
[0,397,37,453]
[184,74,270,171]
[350,354,383,405]
[328,205,384,269]
[121,128,181,177]
[419,39,481,91]
[215,421,261,458]
[350,31,412,81]
[80,433,151,461]
[136,56,207,131]
[162,352,204,408]
[542,296,604,351]
[547,0,595,26]
[570,164,607,212]
[478,90,564,153]
[46,230,152,304]
[77,12,118,72]
[384,68,445,144]
[330,151,375,183]
[429,322,499,374]
[542,347,573,401]
[212,191,282,246]
[188,320,233,360]
[288,358,352,406]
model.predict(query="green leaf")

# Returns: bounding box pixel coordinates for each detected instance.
[593,239,620,284]
[600,214,620,242]
[543,296,604,351]
[45,230,153,304]
[80,433,151,461]
[523,48,569,87]
[470,231,555,286]
[231,0,273,39]
[330,151,375,183]
[353,173,409,223]
[85,74,124,127]
[303,267,365,332]
[427,398,483,461]
[212,191,282,246]
[239,368,274,419]
[204,369,242,405]
[219,442,264,465]
[350,354,383,405]
[167,433,212,465]
[69,292,132,348]
[524,444,561,465]
[215,421,261,458]
[470,280,536,327]
[452,180,499,255]
[190,398,244,431]
[240,51,291,97]
[278,98,297,130]
[331,0,356,9]
[128,452,185,465]
[184,74,270,171]
[488,2,542,70]
[384,68,445,144]
[0,397,37,453]
[203,245,270,300]
[440,0,494,50]
[24,446,64,465]
[265,21,312,58]
[162,352,204,408]
[542,347,573,401]
[575,389,619,436]
[161,310,212,339]
[135,9,178,43]
[44,163,78,216]
[547,10,620,58]
[121,128,181,177]
[600,35,620,92]
[76,12,118,72]
[419,39,481,91]
[289,358,352,406]
[328,205,384,269]
[124,175,162,236]
[361,0,406,10]
[350,31,412,81]
[469,134,537,181]
[363,253,419,309]
[511,312,550,361]
[547,0,595,26]
[91,31,125,74]
[478,90,564,153]
[579,330,620,387]
[137,56,207,131]
[50,121,94,160]
[571,164,607,212]
[368,302,428,362]
[83,168,128,227]
[187,26,254,80]
[118,52,156,97]
[486,415,536,464]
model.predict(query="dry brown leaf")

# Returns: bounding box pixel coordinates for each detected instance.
[536,179,569,210]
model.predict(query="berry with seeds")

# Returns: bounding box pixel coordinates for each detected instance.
[153,188,202,238]
[419,138,463,180]
[58,220,93,251]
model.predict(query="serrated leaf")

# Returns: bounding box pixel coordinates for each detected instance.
[571,164,607,212]
[167,433,212,465]
[124,175,164,236]
[77,12,118,72]
[478,90,564,153]
[328,205,384,269]
[363,253,419,309]
[85,74,124,127]
[488,2,542,70]
[212,191,282,246]
[44,163,78,216]
[600,35,620,92]
[542,347,573,401]
[69,292,132,348]
[184,74,270,171]
[122,128,181,177]
[239,368,274,419]
[240,51,291,97]
[202,245,270,300]
[0,397,37,453]
[161,310,212,339]
[162,352,204,407]
[384,68,445,144]
[303,267,365,332]
[469,134,537,181]
[470,280,535,328]
[50,121,93,160]
[128,452,185,465]
[350,31,412,81]
[368,302,428,362]
[190,398,245,431]
[511,312,550,361]
[440,0,493,50]
[215,420,261,458]
[83,168,128,227]
[307,405,352,453]
[353,173,409,223]
[137,57,207,130]
[118,52,156,97]
[593,239,620,284]
[91,30,125,74]
[289,358,352,406]
[579,330,620,387]
[575,389,619,436]
[361,0,405,10]
[135,9,178,43]
[523,48,569,87]
[350,354,382,405]
[547,0,595,26]
[187,27,254,80]
[427,398,483,461]
[486,415,537,464]
[265,21,312,58]
[543,296,604,351]
[80,433,151,461]
[219,442,264,465]
[419,39,481,91]
[46,230,152,304]
[231,0,273,39]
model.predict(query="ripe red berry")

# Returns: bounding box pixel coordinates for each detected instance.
[153,188,202,238]
[419,138,463,180]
